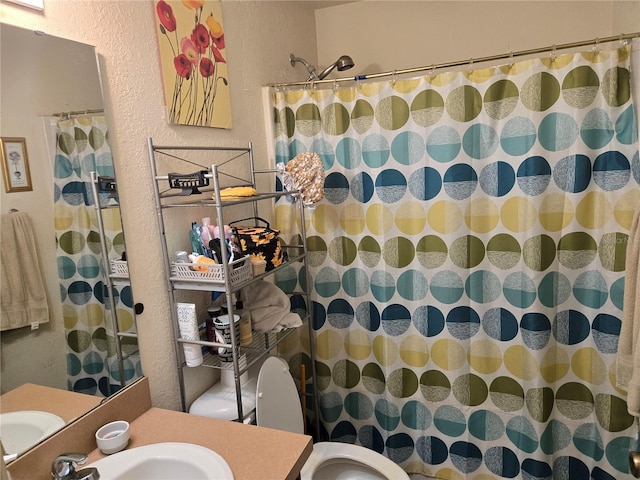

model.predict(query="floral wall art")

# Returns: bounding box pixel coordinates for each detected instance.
[154,0,232,128]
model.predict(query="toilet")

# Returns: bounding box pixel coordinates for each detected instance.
[189,355,258,423]
[190,356,409,480]
[256,356,410,480]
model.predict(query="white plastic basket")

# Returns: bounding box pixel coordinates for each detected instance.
[110,259,129,277]
[170,255,252,286]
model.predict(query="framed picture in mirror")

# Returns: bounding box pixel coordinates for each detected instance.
[1,137,32,193]
[4,0,44,10]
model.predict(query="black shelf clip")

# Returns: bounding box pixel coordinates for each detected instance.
[168,170,210,195]
[97,175,118,198]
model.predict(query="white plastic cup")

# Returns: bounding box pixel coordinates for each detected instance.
[95,420,130,454]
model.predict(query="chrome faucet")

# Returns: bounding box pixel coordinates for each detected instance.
[51,453,100,480]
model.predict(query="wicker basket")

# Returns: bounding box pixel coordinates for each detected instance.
[110,259,129,277]
[170,255,252,286]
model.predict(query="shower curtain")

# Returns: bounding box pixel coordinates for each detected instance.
[271,44,639,479]
[54,115,140,397]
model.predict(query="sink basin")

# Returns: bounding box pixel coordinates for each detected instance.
[88,442,234,479]
[0,410,66,455]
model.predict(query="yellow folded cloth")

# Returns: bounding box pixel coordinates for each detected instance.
[216,186,257,200]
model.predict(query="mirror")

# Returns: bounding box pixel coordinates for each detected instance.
[0,23,142,460]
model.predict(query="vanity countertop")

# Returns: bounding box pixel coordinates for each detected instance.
[85,407,313,480]
[0,383,102,423]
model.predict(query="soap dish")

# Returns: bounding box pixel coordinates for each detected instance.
[96,420,130,455]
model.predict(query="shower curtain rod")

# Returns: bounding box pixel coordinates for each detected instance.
[50,108,104,118]
[268,31,640,88]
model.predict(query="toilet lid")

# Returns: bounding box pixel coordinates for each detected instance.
[256,356,304,435]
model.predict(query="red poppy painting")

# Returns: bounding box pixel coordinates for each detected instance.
[154,0,232,128]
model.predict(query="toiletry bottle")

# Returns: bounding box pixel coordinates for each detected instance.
[206,307,221,355]
[189,222,204,255]
[177,303,203,367]
[235,300,252,346]
[201,217,213,244]
[198,317,209,356]
[175,251,189,263]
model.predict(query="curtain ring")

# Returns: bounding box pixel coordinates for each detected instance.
[391,70,397,86]
[593,37,600,56]
[509,51,514,70]
[550,44,557,61]
[333,78,338,92]
[468,58,474,72]
[619,33,629,47]
[429,64,436,81]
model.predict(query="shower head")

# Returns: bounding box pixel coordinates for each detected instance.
[289,53,355,81]
[317,55,355,80]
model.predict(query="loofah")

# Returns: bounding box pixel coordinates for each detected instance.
[276,152,324,206]
[193,255,217,271]
[216,186,257,200]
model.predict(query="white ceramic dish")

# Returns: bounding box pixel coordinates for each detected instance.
[95,420,130,455]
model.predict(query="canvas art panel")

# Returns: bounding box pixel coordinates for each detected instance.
[154,0,232,128]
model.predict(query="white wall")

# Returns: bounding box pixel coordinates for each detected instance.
[316,1,640,76]
[1,0,638,410]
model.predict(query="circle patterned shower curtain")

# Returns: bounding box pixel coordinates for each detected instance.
[271,44,639,479]
[54,116,141,396]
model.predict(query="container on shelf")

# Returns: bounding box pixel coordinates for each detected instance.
[110,259,129,277]
[235,300,253,347]
[206,306,222,355]
[170,255,252,286]
[251,258,267,277]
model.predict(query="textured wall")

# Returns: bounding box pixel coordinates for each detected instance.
[0,0,319,410]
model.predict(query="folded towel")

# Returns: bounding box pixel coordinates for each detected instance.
[250,306,302,333]
[240,280,301,332]
[240,280,289,310]
[1,211,50,331]
[616,207,640,416]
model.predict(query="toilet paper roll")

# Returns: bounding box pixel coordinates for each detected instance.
[177,303,203,367]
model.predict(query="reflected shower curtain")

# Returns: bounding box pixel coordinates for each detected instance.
[271,45,639,478]
[54,116,140,397]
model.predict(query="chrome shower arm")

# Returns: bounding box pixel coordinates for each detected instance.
[289,53,320,80]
